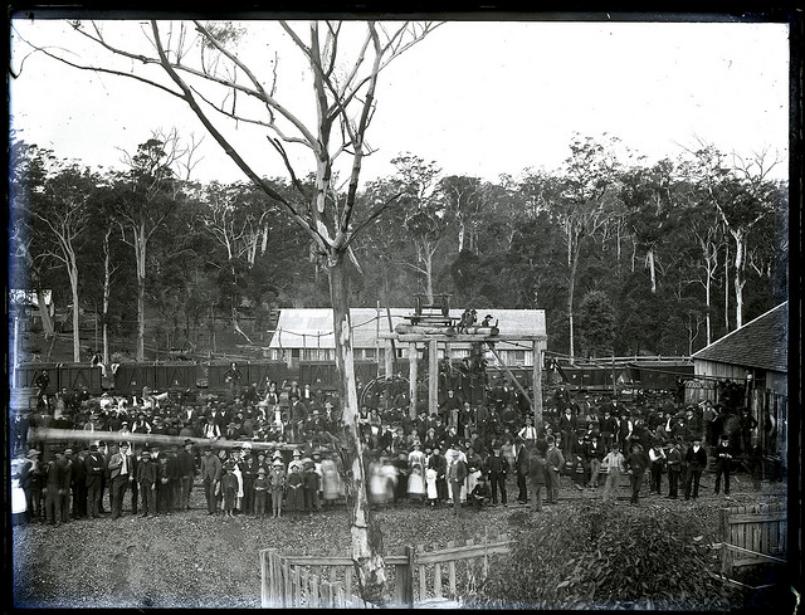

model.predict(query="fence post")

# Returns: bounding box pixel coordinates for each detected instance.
[260,550,270,607]
[433,541,443,598]
[403,546,416,608]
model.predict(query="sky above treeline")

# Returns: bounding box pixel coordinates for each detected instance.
[9,19,789,185]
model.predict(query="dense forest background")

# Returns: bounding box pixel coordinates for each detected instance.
[9,131,787,361]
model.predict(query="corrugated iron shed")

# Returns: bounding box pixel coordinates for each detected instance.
[692,302,787,373]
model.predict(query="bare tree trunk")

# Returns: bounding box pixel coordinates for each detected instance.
[568,245,580,365]
[102,229,112,364]
[733,230,746,329]
[37,288,55,338]
[328,254,386,603]
[133,225,147,362]
[705,263,712,346]
[137,273,146,361]
[457,220,465,253]
[616,220,622,263]
[425,250,434,305]
[724,242,730,334]
[647,248,657,294]
[631,238,637,273]
[68,263,81,362]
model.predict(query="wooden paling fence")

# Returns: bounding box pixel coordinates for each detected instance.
[260,531,512,608]
[720,501,787,577]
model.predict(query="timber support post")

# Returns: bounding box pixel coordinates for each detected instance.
[532,340,543,433]
[409,343,418,419]
[385,340,394,379]
[429,339,438,415]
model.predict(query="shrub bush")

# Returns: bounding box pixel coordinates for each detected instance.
[467,503,735,610]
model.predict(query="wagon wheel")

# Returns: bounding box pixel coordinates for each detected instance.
[359,375,411,409]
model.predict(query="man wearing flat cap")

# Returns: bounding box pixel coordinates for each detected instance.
[200,446,222,515]
[23,449,42,522]
[176,439,196,511]
[108,442,134,519]
[137,450,157,517]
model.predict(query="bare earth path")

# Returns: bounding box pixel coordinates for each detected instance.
[12,478,786,608]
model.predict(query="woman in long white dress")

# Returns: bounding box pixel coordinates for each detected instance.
[368,458,386,505]
[11,458,26,526]
[320,455,341,507]
[407,443,426,502]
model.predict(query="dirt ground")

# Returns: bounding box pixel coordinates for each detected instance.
[11,476,787,608]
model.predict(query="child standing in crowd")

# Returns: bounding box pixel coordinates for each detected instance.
[545,436,564,505]
[302,459,319,514]
[221,462,239,518]
[253,467,269,517]
[269,459,286,518]
[601,443,625,503]
[426,465,438,507]
[666,440,682,499]
[285,465,304,519]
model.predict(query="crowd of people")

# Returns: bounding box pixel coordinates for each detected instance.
[9,365,774,526]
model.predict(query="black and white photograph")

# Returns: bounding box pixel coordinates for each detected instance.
[6,11,798,611]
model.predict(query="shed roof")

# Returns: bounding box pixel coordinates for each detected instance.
[692,302,787,373]
[268,308,546,351]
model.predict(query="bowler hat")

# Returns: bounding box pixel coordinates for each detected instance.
[27,449,41,458]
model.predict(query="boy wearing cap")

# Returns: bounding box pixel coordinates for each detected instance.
[137,451,157,517]
[302,460,320,514]
[269,458,286,518]
[253,468,269,517]
[221,462,239,517]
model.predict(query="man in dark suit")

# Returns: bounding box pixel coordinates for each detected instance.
[447,449,467,516]
[486,446,508,506]
[428,448,448,504]
[44,451,70,526]
[684,436,708,500]
[70,448,88,519]
[176,440,196,511]
[515,439,530,504]
[85,444,106,518]
[438,389,461,426]
[108,442,135,519]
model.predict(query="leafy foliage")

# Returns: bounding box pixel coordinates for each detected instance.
[469,503,733,610]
